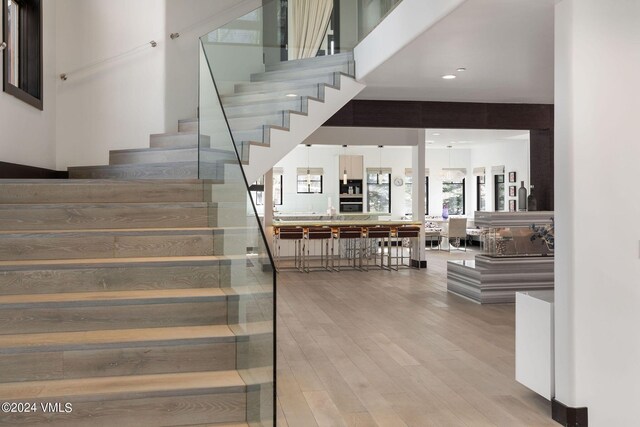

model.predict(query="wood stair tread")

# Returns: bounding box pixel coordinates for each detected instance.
[0,370,245,400]
[0,254,244,270]
[0,288,228,306]
[0,325,236,352]
[0,226,228,236]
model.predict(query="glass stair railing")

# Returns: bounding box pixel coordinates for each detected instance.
[197,1,402,424]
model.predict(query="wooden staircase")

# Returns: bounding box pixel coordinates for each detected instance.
[0,52,362,425]
[0,175,274,425]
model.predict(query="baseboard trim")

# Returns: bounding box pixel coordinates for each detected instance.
[0,161,68,179]
[552,399,588,427]
[411,259,427,269]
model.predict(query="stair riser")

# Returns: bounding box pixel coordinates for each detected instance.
[264,52,353,72]
[0,392,246,426]
[0,264,228,296]
[0,341,236,382]
[69,163,199,180]
[224,98,306,118]
[0,182,204,204]
[231,129,266,145]
[251,61,354,82]
[221,85,323,107]
[227,113,289,131]
[178,120,198,133]
[0,300,228,334]
[110,149,198,165]
[150,133,210,149]
[0,205,209,231]
[234,73,337,94]
[0,233,222,261]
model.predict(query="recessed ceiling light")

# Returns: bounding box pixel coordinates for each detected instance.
[286,93,297,97]
[457,68,467,72]
[442,74,457,80]
[432,133,441,136]
[426,140,435,143]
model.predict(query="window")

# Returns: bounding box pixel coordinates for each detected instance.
[443,178,465,215]
[404,175,429,216]
[495,174,505,211]
[273,173,283,205]
[3,0,43,110]
[297,169,323,194]
[477,176,487,211]
[251,174,283,206]
[367,171,391,213]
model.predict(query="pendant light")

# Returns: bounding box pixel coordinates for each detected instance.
[441,145,462,182]
[306,144,312,188]
[378,145,384,184]
[342,145,348,185]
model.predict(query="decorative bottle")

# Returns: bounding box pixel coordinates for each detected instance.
[518,181,528,211]
[442,205,449,220]
[527,185,538,211]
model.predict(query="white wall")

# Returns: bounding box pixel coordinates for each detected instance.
[469,138,531,214]
[55,0,167,169]
[555,1,640,424]
[0,0,57,169]
[271,137,530,220]
[164,0,260,130]
[54,0,258,169]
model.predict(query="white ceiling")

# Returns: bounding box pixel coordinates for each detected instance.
[357,0,556,104]
[304,127,529,148]
[426,128,529,148]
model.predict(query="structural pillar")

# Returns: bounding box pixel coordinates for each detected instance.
[411,131,427,268]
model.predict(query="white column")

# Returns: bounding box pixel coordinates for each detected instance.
[411,131,426,267]
[263,169,275,245]
[555,0,640,423]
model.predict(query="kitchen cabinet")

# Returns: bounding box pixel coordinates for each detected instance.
[339,155,364,180]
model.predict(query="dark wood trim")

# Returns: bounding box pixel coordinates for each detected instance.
[0,161,68,179]
[324,100,554,210]
[325,100,553,129]
[552,399,588,427]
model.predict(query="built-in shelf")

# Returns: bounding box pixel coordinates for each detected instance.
[340,194,363,198]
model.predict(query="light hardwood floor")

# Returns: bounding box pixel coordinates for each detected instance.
[276,248,556,427]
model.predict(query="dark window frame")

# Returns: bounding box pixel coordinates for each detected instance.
[252,174,284,206]
[297,173,323,194]
[443,178,466,216]
[404,176,429,216]
[2,0,43,110]
[477,175,486,212]
[367,172,392,214]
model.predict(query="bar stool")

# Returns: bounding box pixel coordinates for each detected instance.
[335,227,363,271]
[274,227,304,272]
[305,227,334,272]
[392,226,421,270]
[364,226,392,270]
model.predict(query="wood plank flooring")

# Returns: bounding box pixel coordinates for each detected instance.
[276,248,556,427]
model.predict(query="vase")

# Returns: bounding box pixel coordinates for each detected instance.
[518,181,528,211]
[527,185,538,211]
[442,206,449,220]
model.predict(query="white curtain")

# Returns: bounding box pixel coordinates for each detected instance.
[289,0,334,60]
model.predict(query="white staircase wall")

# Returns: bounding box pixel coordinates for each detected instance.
[54,0,257,170]
[354,0,468,80]
[243,76,366,184]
